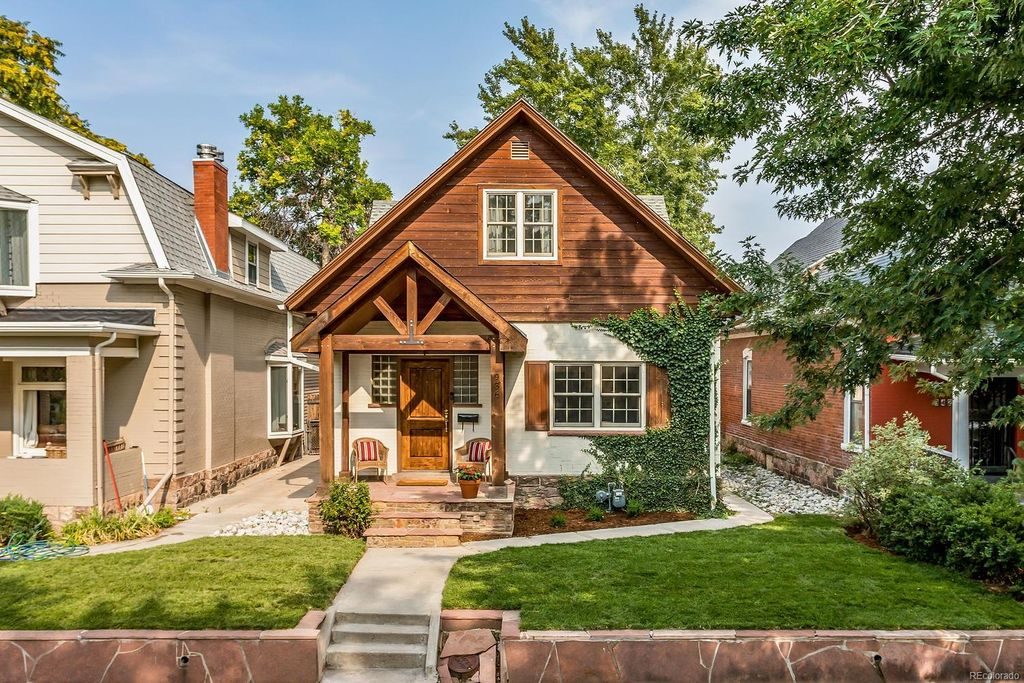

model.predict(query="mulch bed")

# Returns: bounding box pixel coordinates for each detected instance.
[511,508,694,537]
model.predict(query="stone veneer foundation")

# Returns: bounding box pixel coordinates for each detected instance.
[0,610,330,683]
[510,475,563,509]
[443,610,1024,683]
[727,436,845,494]
[170,447,278,508]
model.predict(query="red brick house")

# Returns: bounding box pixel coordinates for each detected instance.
[722,218,1023,491]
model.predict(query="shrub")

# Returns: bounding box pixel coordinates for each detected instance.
[625,500,644,518]
[320,480,372,538]
[0,495,51,546]
[586,506,606,522]
[838,415,968,533]
[60,509,162,546]
[152,507,190,529]
[549,512,567,528]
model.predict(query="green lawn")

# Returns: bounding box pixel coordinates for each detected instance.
[443,516,1024,630]
[0,536,364,630]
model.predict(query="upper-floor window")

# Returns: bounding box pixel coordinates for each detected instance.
[0,202,38,296]
[246,240,259,286]
[482,190,557,261]
[741,348,753,424]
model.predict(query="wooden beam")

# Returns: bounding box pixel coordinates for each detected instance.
[489,338,507,484]
[373,296,407,335]
[318,335,335,484]
[406,267,418,333]
[340,351,350,479]
[419,293,451,335]
[331,334,491,352]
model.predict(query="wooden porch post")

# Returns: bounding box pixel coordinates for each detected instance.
[489,337,507,484]
[340,351,350,480]
[318,335,335,484]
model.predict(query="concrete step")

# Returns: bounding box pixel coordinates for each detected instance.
[363,527,462,548]
[370,511,462,530]
[332,622,429,645]
[321,668,435,683]
[325,642,426,670]
[334,612,431,627]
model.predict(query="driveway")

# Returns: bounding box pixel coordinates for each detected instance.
[88,456,318,555]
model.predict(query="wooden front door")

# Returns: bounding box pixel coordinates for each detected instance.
[399,359,451,470]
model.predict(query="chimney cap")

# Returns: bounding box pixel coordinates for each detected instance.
[195,143,224,163]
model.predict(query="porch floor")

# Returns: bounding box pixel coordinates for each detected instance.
[366,480,514,504]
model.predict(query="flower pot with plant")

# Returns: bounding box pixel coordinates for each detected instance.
[455,465,484,499]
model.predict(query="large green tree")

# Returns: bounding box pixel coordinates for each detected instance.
[230,96,391,264]
[448,6,725,251]
[685,1,1024,428]
[0,16,149,165]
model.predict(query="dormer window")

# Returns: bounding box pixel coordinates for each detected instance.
[246,240,259,285]
[482,189,557,261]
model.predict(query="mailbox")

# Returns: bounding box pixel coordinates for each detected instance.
[457,413,480,424]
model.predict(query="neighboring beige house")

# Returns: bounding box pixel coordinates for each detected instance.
[0,98,317,521]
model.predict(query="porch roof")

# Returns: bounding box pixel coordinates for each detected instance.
[291,241,528,353]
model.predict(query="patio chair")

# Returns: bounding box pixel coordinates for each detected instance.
[351,438,388,480]
[454,438,492,479]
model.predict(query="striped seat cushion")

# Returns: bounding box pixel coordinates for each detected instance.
[355,440,382,462]
[466,440,490,463]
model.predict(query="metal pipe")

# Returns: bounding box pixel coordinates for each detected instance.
[158,277,177,497]
[92,331,118,508]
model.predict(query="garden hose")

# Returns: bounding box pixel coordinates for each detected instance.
[0,535,88,561]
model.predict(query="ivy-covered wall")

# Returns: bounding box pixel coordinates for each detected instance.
[559,297,724,514]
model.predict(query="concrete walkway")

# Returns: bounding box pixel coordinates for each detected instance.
[88,457,318,555]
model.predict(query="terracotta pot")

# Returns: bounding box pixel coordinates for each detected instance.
[459,479,481,499]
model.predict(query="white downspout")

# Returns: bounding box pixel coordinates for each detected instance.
[158,278,177,488]
[709,338,721,510]
[93,331,118,508]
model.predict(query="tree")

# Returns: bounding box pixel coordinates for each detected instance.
[0,15,149,165]
[448,6,726,251]
[230,96,392,264]
[685,1,1024,428]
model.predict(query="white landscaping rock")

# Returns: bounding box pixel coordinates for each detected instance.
[212,510,309,537]
[720,464,847,515]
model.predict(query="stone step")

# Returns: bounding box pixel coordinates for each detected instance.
[333,612,431,627]
[364,527,462,548]
[372,501,450,513]
[370,511,462,530]
[332,622,430,645]
[325,642,426,670]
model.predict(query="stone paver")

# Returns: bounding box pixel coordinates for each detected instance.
[87,457,318,555]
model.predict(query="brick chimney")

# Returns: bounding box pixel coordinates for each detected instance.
[193,143,229,273]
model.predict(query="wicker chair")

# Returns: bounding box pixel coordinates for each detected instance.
[454,438,492,479]
[350,437,388,480]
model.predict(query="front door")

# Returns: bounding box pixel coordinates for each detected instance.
[399,359,451,471]
[969,377,1018,476]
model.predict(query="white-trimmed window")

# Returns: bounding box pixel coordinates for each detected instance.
[246,240,259,286]
[551,362,644,430]
[843,385,869,450]
[13,362,67,458]
[371,355,398,406]
[483,189,557,260]
[453,355,479,405]
[0,201,39,297]
[268,363,303,436]
[741,348,753,424]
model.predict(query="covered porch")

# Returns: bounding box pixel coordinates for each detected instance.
[292,242,527,489]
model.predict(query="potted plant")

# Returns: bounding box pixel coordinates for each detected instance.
[455,465,484,499]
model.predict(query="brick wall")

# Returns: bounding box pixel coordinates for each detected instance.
[871,365,953,450]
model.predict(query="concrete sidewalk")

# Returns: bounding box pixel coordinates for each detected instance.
[87,456,318,555]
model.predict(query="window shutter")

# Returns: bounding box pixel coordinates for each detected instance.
[646,363,671,428]
[524,362,549,431]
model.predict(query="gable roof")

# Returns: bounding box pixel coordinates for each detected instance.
[775,217,847,269]
[288,99,739,310]
[0,184,35,203]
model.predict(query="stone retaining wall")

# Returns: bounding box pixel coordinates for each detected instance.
[171,447,279,508]
[510,475,563,509]
[0,610,327,683]
[446,500,514,536]
[727,436,845,494]
[447,610,1024,683]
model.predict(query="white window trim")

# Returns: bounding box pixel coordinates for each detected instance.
[267,361,304,438]
[549,361,646,432]
[245,238,259,287]
[482,189,558,261]
[0,200,40,298]
[741,348,753,425]
[11,360,65,459]
[842,385,871,452]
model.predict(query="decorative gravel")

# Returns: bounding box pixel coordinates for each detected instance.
[721,464,848,515]
[212,510,309,537]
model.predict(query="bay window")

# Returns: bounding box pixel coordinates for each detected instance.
[268,363,303,436]
[483,190,557,260]
[551,362,644,430]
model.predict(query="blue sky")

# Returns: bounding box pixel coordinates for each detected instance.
[10,0,813,258]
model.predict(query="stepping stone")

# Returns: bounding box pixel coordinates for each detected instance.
[441,628,496,658]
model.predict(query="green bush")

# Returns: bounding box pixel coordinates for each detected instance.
[549,512,567,528]
[152,507,190,529]
[320,480,372,538]
[838,415,968,533]
[625,500,644,518]
[0,494,51,546]
[60,509,159,546]
[586,506,606,522]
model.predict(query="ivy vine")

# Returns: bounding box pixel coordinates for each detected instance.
[558,295,725,514]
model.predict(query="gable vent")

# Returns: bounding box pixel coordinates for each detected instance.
[510,139,530,160]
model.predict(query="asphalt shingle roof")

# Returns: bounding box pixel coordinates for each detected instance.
[0,184,34,203]
[775,217,848,268]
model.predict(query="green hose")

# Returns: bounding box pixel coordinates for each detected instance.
[0,535,88,561]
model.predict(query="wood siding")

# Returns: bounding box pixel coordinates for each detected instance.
[313,123,716,322]
[0,114,153,282]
